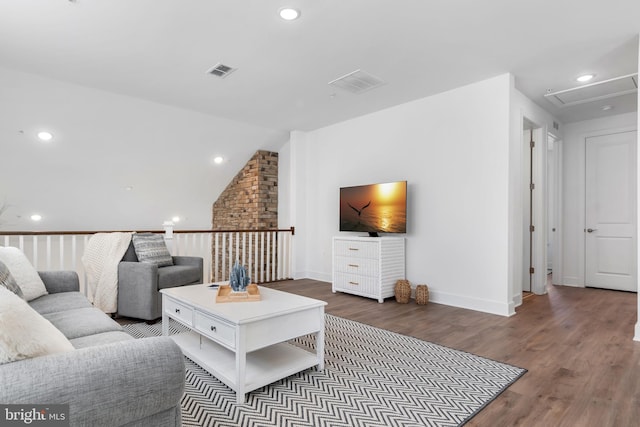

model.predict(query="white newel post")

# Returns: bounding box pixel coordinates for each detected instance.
[163,221,174,254]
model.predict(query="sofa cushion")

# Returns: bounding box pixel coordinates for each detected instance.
[0,247,48,301]
[70,331,134,349]
[43,307,123,340]
[158,265,202,290]
[29,292,93,315]
[0,259,24,299]
[0,287,75,364]
[132,233,173,267]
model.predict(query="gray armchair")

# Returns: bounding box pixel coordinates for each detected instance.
[117,242,203,321]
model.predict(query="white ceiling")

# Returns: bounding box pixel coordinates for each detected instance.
[0,0,638,132]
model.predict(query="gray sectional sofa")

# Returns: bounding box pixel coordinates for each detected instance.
[0,271,185,427]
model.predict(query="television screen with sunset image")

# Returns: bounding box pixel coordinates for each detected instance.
[339,181,407,235]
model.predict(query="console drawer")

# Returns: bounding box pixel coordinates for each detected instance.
[333,272,375,295]
[334,256,379,276]
[164,297,194,327]
[334,240,378,259]
[195,311,236,349]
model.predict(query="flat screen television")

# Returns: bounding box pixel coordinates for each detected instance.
[339,180,407,236]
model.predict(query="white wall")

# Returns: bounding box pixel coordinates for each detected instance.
[283,74,514,315]
[0,67,288,231]
[561,112,637,287]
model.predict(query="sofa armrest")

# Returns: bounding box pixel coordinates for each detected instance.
[118,261,159,291]
[118,261,160,319]
[0,337,185,426]
[38,271,80,294]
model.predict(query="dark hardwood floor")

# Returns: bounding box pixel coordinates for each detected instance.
[263,278,640,427]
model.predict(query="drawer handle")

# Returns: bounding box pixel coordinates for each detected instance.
[210,326,217,332]
[348,248,359,251]
[348,264,359,268]
[348,281,359,285]
[175,308,180,314]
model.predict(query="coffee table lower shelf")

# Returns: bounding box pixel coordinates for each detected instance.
[170,331,319,403]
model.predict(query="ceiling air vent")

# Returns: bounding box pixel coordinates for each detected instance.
[328,69,385,94]
[544,73,638,107]
[206,63,237,79]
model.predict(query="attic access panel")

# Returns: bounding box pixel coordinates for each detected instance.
[544,73,638,107]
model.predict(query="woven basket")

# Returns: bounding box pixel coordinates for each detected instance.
[394,280,411,304]
[415,284,429,305]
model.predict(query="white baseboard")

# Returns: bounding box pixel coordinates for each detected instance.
[293,270,331,283]
[561,276,584,287]
[634,323,640,342]
[429,289,514,317]
[292,274,513,316]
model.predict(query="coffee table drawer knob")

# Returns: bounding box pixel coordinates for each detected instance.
[210,325,217,332]
[175,308,180,314]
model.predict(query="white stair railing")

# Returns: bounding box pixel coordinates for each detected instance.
[0,227,294,293]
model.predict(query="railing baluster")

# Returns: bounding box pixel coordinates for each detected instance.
[46,235,52,270]
[272,231,277,281]
[214,233,220,282]
[247,233,253,283]
[241,233,246,268]
[265,232,270,282]
[228,233,233,278]
[221,233,226,281]
[235,232,239,265]
[32,236,38,270]
[71,236,77,271]
[59,236,65,270]
[207,233,212,282]
[258,231,262,282]
[254,232,259,284]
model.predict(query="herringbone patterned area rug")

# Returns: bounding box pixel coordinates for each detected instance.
[123,315,526,427]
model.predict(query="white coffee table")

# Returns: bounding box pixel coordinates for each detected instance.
[160,284,327,404]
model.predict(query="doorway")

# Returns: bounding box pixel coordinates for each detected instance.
[584,130,637,292]
[522,118,546,295]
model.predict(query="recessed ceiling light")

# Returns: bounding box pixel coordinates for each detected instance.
[124,186,134,191]
[37,131,53,141]
[279,8,300,20]
[213,156,224,164]
[172,216,181,223]
[576,74,595,83]
[30,214,42,221]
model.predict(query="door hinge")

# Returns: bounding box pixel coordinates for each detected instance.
[530,225,535,232]
[530,140,535,148]
[530,267,535,274]
[530,183,535,191]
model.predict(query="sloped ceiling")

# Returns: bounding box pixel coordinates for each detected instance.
[0,0,637,131]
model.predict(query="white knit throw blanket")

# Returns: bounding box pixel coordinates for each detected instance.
[82,232,133,314]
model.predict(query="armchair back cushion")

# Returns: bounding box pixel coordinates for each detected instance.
[132,233,173,267]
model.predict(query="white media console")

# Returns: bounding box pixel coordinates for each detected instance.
[332,236,406,303]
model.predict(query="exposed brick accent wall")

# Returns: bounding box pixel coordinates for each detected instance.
[210,150,278,281]
[211,150,278,230]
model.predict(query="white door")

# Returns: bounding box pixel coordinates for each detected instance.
[585,130,637,292]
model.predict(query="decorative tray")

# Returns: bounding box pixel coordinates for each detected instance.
[215,283,261,303]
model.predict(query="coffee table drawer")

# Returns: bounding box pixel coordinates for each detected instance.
[165,297,194,327]
[195,311,235,349]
